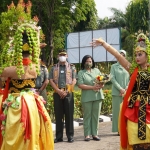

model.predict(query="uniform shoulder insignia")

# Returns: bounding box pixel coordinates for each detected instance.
[53,64,57,67]
[70,64,75,66]
[41,64,46,67]
[70,64,75,69]
[70,64,76,72]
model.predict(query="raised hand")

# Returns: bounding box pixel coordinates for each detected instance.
[90,38,105,48]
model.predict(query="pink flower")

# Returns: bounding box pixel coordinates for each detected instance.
[1,125,5,130]
[7,102,12,106]
[0,114,6,121]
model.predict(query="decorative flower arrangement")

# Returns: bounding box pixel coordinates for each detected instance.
[95,74,110,84]
[93,74,110,92]
[0,23,41,78]
[0,0,46,78]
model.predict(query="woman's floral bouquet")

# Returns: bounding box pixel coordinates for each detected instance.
[93,74,110,92]
[95,74,110,84]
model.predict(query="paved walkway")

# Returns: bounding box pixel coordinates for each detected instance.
[54,121,120,150]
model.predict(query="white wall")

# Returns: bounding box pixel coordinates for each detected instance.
[66,28,120,63]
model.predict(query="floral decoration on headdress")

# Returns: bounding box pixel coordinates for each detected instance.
[0,23,41,78]
[0,39,14,69]
[22,43,30,51]
[129,31,150,74]
[0,0,45,78]
[13,23,40,77]
[135,33,147,53]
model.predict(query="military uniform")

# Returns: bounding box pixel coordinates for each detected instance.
[35,64,49,102]
[49,49,76,143]
[110,51,129,133]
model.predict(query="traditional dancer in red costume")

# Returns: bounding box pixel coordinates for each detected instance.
[91,33,150,150]
[0,23,54,150]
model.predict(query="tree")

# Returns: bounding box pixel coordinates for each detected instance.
[121,0,149,58]
[97,0,149,59]
[97,8,126,29]
[31,0,98,65]
[73,0,97,31]
[125,0,149,34]
[109,8,126,28]
[0,0,32,50]
[0,0,99,65]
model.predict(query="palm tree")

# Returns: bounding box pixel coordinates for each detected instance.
[109,7,126,28]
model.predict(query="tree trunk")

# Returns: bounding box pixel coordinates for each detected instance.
[49,28,53,66]
[47,0,55,66]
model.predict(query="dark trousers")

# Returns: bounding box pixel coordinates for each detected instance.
[40,89,48,107]
[40,88,48,102]
[53,92,74,140]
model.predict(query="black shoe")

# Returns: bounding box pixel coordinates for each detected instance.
[54,138,63,143]
[84,137,90,141]
[68,138,74,143]
[92,136,100,141]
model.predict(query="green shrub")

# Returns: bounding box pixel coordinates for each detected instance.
[101,90,112,115]
[74,90,83,118]
[46,91,55,122]
[46,89,112,121]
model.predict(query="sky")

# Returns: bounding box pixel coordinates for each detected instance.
[94,0,131,18]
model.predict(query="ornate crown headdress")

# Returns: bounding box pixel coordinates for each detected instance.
[129,32,150,74]
[0,23,41,78]
[13,23,41,77]
[135,33,147,53]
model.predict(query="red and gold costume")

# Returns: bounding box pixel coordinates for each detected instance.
[0,61,54,150]
[96,33,150,150]
[0,21,54,150]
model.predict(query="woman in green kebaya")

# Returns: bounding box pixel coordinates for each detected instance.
[77,55,104,142]
[110,50,129,134]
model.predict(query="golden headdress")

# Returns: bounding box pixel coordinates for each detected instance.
[129,32,150,74]
[13,23,41,77]
[135,33,148,53]
[0,23,41,78]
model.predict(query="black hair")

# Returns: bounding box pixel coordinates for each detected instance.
[22,31,29,44]
[81,55,95,70]
[22,30,30,58]
[22,51,30,58]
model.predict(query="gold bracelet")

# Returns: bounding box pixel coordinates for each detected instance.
[101,42,105,46]
[98,38,105,46]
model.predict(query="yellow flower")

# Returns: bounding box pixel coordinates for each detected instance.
[22,43,29,51]
[100,76,104,81]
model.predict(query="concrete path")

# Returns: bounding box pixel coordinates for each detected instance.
[54,121,120,150]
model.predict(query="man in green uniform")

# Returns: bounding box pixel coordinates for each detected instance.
[49,49,76,143]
